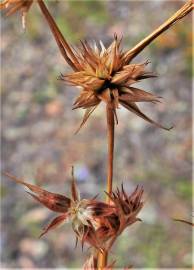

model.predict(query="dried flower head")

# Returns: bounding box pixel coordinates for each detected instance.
[61,36,171,133]
[37,0,193,133]
[4,171,144,252]
[0,0,34,29]
[100,185,144,251]
[4,170,114,248]
[72,187,144,251]
[106,185,143,233]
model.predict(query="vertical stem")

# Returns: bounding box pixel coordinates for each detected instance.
[97,104,115,269]
[97,251,108,270]
[106,105,115,204]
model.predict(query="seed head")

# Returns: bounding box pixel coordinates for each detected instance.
[60,36,171,132]
[37,0,193,133]
[4,171,144,251]
[3,170,115,248]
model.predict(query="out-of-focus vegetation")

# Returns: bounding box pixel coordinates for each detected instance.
[1,1,192,268]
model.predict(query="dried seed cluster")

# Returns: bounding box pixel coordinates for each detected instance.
[4,171,144,253]
[61,36,172,132]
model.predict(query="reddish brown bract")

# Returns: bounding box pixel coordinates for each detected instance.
[4,172,144,252]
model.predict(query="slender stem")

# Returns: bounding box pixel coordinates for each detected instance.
[124,0,193,63]
[97,250,108,270]
[97,104,115,269]
[106,105,115,204]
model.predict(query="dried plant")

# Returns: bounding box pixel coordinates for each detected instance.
[34,3,192,264]
[4,170,113,246]
[4,170,144,256]
[62,42,171,133]
[1,0,193,269]
[36,0,192,132]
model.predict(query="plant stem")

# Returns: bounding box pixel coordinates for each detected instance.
[97,250,108,270]
[124,0,193,63]
[105,105,115,204]
[97,104,115,269]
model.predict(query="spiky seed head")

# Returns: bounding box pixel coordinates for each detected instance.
[60,36,172,132]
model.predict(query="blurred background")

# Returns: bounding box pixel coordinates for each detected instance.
[1,0,192,268]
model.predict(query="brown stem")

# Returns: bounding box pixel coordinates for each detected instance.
[97,105,115,269]
[124,0,193,63]
[97,250,108,270]
[105,105,115,203]
[37,0,80,71]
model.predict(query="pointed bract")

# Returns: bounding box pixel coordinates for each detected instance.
[39,213,68,238]
[3,172,71,213]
